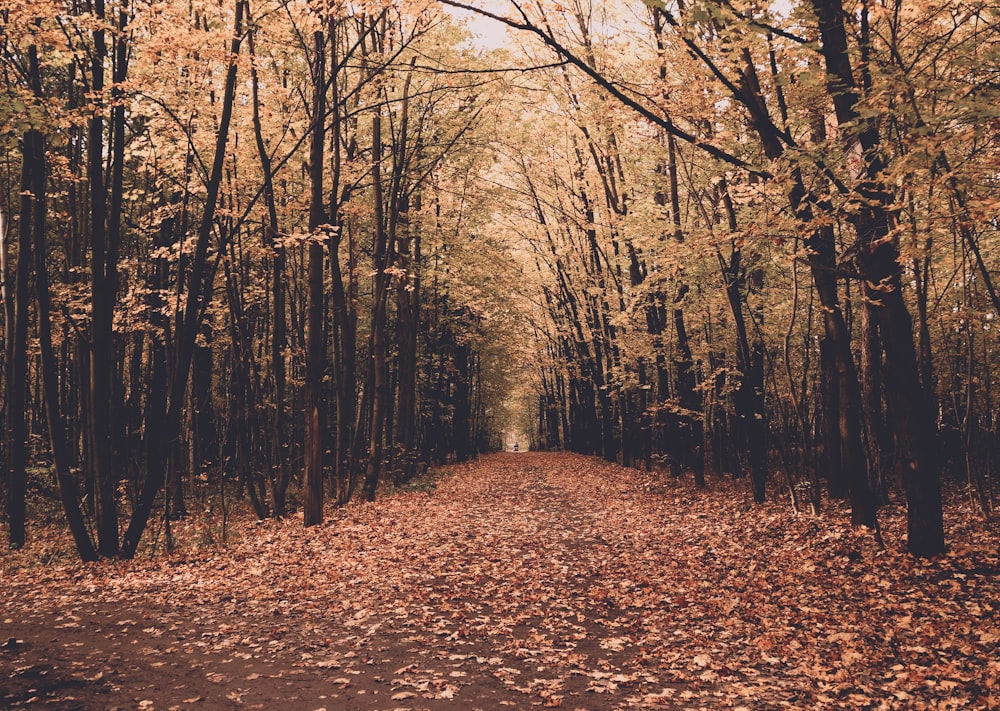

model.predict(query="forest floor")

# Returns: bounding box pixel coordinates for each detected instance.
[2,452,999,711]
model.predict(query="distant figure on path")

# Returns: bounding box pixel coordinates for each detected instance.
[513,442,519,452]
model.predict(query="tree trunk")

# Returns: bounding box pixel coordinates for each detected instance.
[718,188,768,502]
[731,44,873,522]
[327,23,356,504]
[303,25,327,527]
[810,0,942,554]
[454,342,472,463]
[26,122,99,560]
[394,219,420,482]
[363,103,391,501]
[87,0,120,556]
[5,130,36,549]
[248,15,289,517]
[120,0,246,558]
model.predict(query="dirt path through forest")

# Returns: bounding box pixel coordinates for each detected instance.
[3,452,999,710]
[4,453,666,710]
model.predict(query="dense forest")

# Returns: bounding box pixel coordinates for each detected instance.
[2,0,999,561]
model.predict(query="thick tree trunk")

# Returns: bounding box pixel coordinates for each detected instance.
[810,0,942,554]
[87,0,120,556]
[859,225,942,553]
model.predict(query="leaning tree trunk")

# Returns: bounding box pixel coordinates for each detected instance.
[120,0,246,559]
[730,44,874,524]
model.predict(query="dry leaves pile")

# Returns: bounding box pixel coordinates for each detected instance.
[3,452,999,709]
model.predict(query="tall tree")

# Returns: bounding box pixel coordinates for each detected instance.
[303,16,328,527]
[809,0,942,554]
[5,98,36,550]
[120,0,247,558]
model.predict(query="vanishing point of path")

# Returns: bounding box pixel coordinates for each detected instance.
[3,452,998,709]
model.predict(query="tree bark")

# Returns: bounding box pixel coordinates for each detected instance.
[6,130,36,549]
[27,122,99,561]
[810,0,942,554]
[303,25,327,527]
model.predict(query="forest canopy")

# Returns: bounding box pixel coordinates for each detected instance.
[2,0,999,559]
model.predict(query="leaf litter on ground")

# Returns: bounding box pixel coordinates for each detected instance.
[2,451,999,709]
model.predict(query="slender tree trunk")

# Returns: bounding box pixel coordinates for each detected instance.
[662,134,705,482]
[189,332,215,511]
[717,188,768,502]
[303,25,327,527]
[221,246,267,519]
[454,342,472,462]
[364,48,415,497]
[6,131,36,549]
[364,103,390,501]
[331,231,356,502]
[394,218,420,482]
[248,14,289,516]
[120,0,246,558]
[327,24,355,504]
[27,121,99,560]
